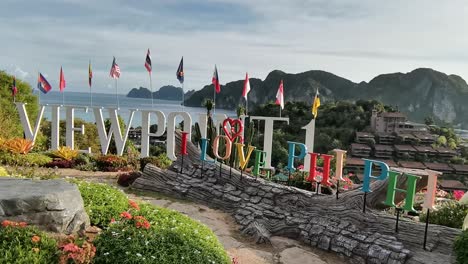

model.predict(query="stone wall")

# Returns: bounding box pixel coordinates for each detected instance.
[132,140,460,264]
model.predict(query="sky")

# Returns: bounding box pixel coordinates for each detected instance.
[1,0,468,94]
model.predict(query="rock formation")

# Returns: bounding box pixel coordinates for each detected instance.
[0,178,89,234]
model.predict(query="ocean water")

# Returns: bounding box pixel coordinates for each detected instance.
[39,91,236,126]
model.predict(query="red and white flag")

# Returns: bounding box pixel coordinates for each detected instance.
[275,79,284,109]
[145,49,152,73]
[59,66,66,92]
[242,72,250,100]
[212,65,221,93]
[110,57,121,79]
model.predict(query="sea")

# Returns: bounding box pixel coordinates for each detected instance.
[39,91,236,126]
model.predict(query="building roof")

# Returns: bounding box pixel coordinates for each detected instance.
[394,145,417,152]
[356,132,374,138]
[376,132,396,137]
[377,159,398,167]
[434,147,458,155]
[439,180,467,190]
[396,133,418,139]
[375,144,394,151]
[412,133,436,140]
[423,162,455,172]
[380,112,406,118]
[413,146,438,153]
[398,161,427,169]
[351,143,371,150]
[345,157,365,166]
[449,164,468,172]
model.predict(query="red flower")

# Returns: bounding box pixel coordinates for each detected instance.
[454,190,465,201]
[134,216,151,229]
[62,243,80,253]
[110,218,116,224]
[129,200,140,211]
[120,211,132,220]
[31,235,41,243]
[19,222,27,227]
[1,220,11,227]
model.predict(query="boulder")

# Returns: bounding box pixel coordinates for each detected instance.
[0,178,89,234]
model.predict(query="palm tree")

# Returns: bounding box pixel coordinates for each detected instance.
[203,99,213,116]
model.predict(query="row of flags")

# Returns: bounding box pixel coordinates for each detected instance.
[10,49,321,118]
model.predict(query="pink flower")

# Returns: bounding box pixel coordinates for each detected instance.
[297,165,304,170]
[63,243,80,253]
[454,190,465,201]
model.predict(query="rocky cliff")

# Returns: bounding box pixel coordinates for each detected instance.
[127,86,194,101]
[184,68,468,128]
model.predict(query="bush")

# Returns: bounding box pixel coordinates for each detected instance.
[140,154,173,171]
[73,153,98,171]
[93,202,230,264]
[71,180,128,228]
[0,220,59,264]
[0,152,52,166]
[49,146,79,161]
[45,159,75,168]
[420,202,468,228]
[0,166,7,176]
[117,171,142,187]
[454,229,468,264]
[96,155,129,172]
[2,138,34,154]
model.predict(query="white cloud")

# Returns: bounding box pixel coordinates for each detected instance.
[1,0,468,94]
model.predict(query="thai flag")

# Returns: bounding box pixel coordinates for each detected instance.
[37,73,52,94]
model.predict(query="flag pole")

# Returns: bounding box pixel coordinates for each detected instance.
[213,85,216,114]
[246,98,248,116]
[149,72,154,108]
[13,75,16,103]
[90,86,93,107]
[280,107,282,118]
[62,90,65,106]
[182,82,185,111]
[115,78,119,108]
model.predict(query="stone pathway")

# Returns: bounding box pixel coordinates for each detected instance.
[126,189,348,264]
[36,169,348,264]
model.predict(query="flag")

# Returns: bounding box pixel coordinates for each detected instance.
[212,65,221,93]
[110,57,121,79]
[275,79,284,109]
[312,89,321,119]
[59,66,66,92]
[12,76,17,97]
[37,73,52,94]
[242,72,250,100]
[145,49,152,73]
[88,61,93,88]
[176,56,184,84]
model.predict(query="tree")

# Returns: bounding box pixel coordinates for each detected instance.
[436,135,447,146]
[424,116,435,126]
[0,71,39,139]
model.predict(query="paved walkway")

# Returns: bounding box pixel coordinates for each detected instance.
[37,169,347,264]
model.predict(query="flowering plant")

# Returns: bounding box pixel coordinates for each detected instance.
[58,235,96,264]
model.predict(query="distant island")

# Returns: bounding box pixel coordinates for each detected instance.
[127,85,195,101]
[184,68,468,129]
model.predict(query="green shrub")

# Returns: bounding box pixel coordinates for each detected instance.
[140,154,173,171]
[0,166,7,176]
[71,180,128,228]
[0,152,52,166]
[454,229,468,264]
[93,202,230,264]
[0,221,58,264]
[420,202,468,228]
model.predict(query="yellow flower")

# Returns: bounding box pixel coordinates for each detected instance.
[32,247,40,253]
